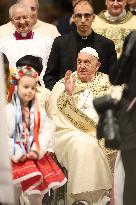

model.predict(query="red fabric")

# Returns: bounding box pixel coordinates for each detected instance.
[12,153,67,194]
[34,97,40,152]
[7,84,15,102]
[13,31,34,40]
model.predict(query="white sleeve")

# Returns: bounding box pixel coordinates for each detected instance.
[114,151,125,205]
[31,107,55,159]
[6,103,23,162]
[46,118,55,153]
[39,37,54,86]
[0,38,4,53]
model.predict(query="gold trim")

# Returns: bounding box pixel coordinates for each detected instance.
[57,72,111,133]
[98,10,133,24]
[57,92,96,133]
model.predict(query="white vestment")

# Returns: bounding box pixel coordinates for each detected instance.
[92,11,136,57]
[48,72,113,205]
[0,32,53,84]
[36,85,51,112]
[112,152,125,205]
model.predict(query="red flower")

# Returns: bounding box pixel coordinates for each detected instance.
[26,66,32,71]
[19,70,25,77]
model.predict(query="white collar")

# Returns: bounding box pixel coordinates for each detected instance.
[130,7,136,12]
[104,9,127,22]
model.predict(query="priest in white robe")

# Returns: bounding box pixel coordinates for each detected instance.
[92,0,136,58]
[48,47,114,205]
[0,3,53,85]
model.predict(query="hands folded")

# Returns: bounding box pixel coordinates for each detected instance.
[19,151,39,162]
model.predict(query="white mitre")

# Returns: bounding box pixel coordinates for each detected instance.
[80,47,99,59]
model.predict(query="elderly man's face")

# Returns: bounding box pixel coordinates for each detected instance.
[20,0,38,26]
[105,0,127,16]
[73,1,95,36]
[77,52,100,82]
[11,6,32,34]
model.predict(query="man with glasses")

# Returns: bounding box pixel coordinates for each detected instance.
[0,0,60,39]
[92,0,136,57]
[0,3,53,84]
[44,0,117,90]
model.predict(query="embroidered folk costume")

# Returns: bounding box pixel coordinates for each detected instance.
[7,66,67,196]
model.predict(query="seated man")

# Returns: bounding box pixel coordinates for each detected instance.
[48,47,113,205]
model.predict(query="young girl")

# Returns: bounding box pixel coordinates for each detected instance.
[16,55,51,111]
[7,65,67,205]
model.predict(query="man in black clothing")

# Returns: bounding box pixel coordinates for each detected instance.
[44,0,117,90]
[109,30,136,205]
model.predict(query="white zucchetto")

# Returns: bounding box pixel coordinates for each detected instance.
[80,47,99,59]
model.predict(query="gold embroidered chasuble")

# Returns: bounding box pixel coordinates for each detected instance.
[47,72,116,198]
[56,72,116,173]
[57,72,111,134]
[92,11,136,57]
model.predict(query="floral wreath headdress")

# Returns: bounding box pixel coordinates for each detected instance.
[7,66,39,102]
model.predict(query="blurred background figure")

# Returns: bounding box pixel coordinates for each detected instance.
[56,0,77,35]
[127,0,136,14]
[0,0,9,25]
[92,0,136,57]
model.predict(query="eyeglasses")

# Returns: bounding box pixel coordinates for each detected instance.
[30,6,37,12]
[74,13,93,20]
[12,15,30,22]
[108,0,124,2]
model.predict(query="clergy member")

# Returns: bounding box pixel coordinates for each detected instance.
[48,47,114,205]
